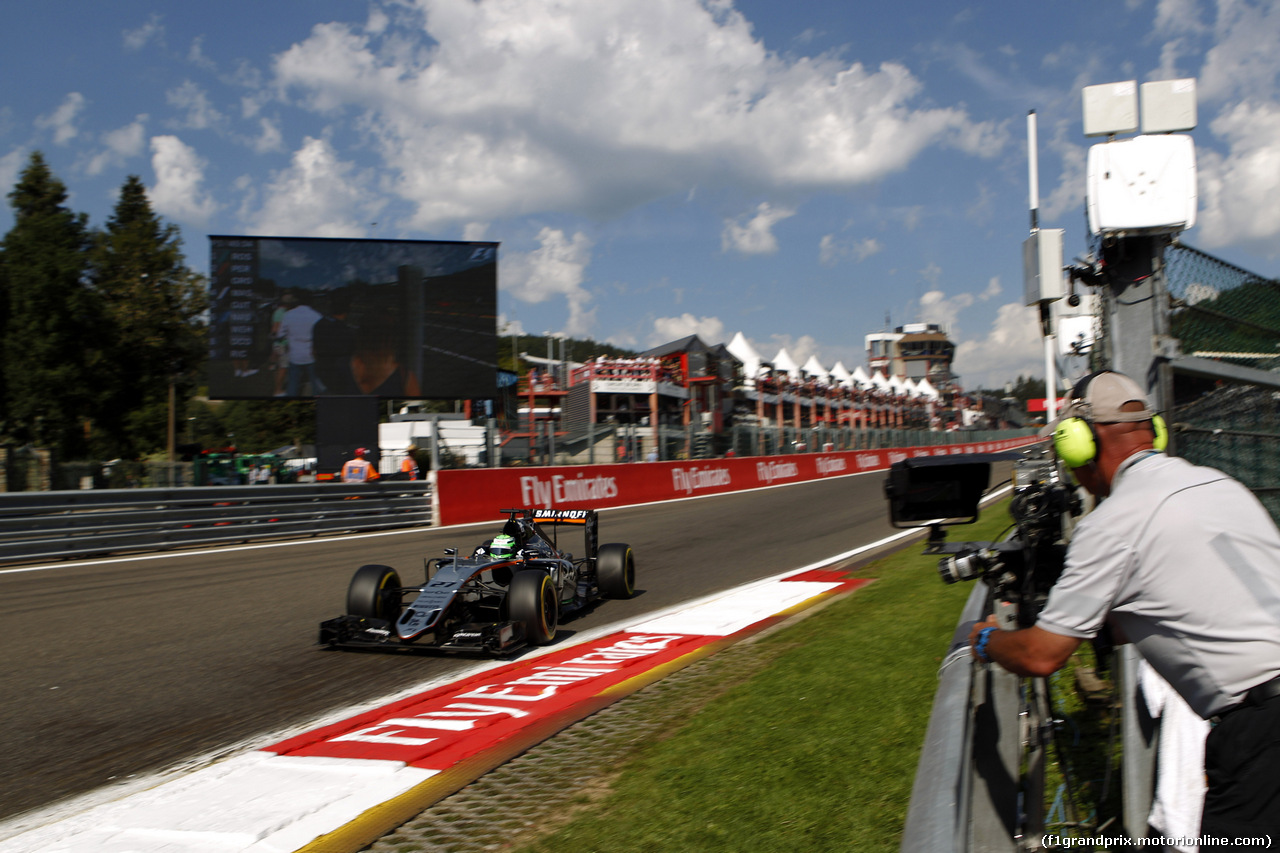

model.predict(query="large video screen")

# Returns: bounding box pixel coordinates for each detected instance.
[208,236,498,400]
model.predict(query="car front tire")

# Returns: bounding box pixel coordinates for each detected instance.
[509,569,558,645]
[347,564,403,623]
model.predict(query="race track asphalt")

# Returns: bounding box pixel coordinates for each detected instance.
[0,469,914,823]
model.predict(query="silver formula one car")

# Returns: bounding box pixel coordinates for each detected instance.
[319,508,636,655]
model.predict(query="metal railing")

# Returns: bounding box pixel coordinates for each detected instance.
[901,585,987,853]
[0,481,431,565]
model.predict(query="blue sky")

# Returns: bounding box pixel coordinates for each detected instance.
[3,0,1278,389]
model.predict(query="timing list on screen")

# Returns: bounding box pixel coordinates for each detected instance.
[210,238,262,363]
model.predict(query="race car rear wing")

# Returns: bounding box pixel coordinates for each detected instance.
[501,508,598,560]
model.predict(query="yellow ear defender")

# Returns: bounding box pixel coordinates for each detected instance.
[1053,413,1168,468]
[1152,413,1168,452]
[1053,417,1098,468]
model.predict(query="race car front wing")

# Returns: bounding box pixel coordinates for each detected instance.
[319,614,529,655]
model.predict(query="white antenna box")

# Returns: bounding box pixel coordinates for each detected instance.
[1083,81,1138,137]
[1141,78,1197,134]
[1086,134,1197,236]
[1023,228,1064,306]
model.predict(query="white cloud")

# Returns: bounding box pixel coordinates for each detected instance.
[919,262,943,288]
[85,116,148,176]
[818,235,839,266]
[240,92,267,121]
[918,288,975,332]
[36,92,86,146]
[123,14,164,52]
[461,222,489,241]
[0,148,24,197]
[498,313,524,336]
[148,135,217,225]
[1154,38,1192,81]
[722,202,794,255]
[857,237,885,260]
[365,6,391,36]
[650,313,725,347]
[1112,0,1276,257]
[952,302,1042,389]
[767,333,822,370]
[1198,0,1280,104]
[269,0,999,229]
[1154,0,1206,36]
[246,136,379,237]
[502,227,595,337]
[166,81,225,130]
[187,36,218,72]
[1197,100,1280,251]
[248,117,284,154]
[1039,131,1087,224]
[910,277,1017,388]
[916,274,1002,321]
[818,232,884,267]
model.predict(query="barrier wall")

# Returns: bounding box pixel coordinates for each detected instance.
[436,436,1039,526]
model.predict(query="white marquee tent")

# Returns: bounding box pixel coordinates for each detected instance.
[802,355,829,383]
[727,331,764,385]
[771,348,801,380]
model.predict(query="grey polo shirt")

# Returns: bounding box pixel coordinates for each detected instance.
[1036,452,1280,718]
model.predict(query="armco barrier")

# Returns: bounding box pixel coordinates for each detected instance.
[436,436,1040,526]
[0,481,431,564]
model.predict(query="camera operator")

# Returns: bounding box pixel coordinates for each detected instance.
[967,370,1280,845]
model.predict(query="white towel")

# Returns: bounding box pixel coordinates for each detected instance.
[1140,660,1210,852]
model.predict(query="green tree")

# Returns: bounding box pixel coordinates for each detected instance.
[89,175,207,458]
[1009,374,1047,406]
[213,399,315,453]
[0,152,101,457]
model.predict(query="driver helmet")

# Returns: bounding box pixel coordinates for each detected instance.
[489,534,517,560]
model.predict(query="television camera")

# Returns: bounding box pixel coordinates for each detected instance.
[884,446,1082,627]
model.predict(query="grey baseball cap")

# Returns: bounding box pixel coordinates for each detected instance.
[1042,371,1155,437]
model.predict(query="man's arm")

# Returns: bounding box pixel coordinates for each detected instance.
[968,615,1082,678]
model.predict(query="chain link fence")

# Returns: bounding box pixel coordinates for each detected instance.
[1163,243,1280,522]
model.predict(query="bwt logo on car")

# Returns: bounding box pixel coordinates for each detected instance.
[520,474,619,507]
[815,456,847,476]
[671,466,732,495]
[756,460,800,485]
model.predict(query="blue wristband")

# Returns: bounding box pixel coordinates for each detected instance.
[975,626,997,663]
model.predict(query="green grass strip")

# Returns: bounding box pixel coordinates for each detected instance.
[515,501,1017,853]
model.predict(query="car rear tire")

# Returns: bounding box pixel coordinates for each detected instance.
[509,569,558,645]
[347,564,403,622]
[597,543,636,599]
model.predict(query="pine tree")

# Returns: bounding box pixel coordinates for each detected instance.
[1,152,100,457]
[90,175,207,458]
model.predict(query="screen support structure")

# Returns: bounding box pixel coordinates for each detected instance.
[316,396,380,479]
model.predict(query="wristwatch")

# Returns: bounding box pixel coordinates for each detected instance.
[975,626,997,663]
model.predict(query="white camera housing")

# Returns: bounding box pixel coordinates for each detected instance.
[1086,134,1197,236]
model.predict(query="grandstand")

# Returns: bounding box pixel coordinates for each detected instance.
[506,328,1008,465]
